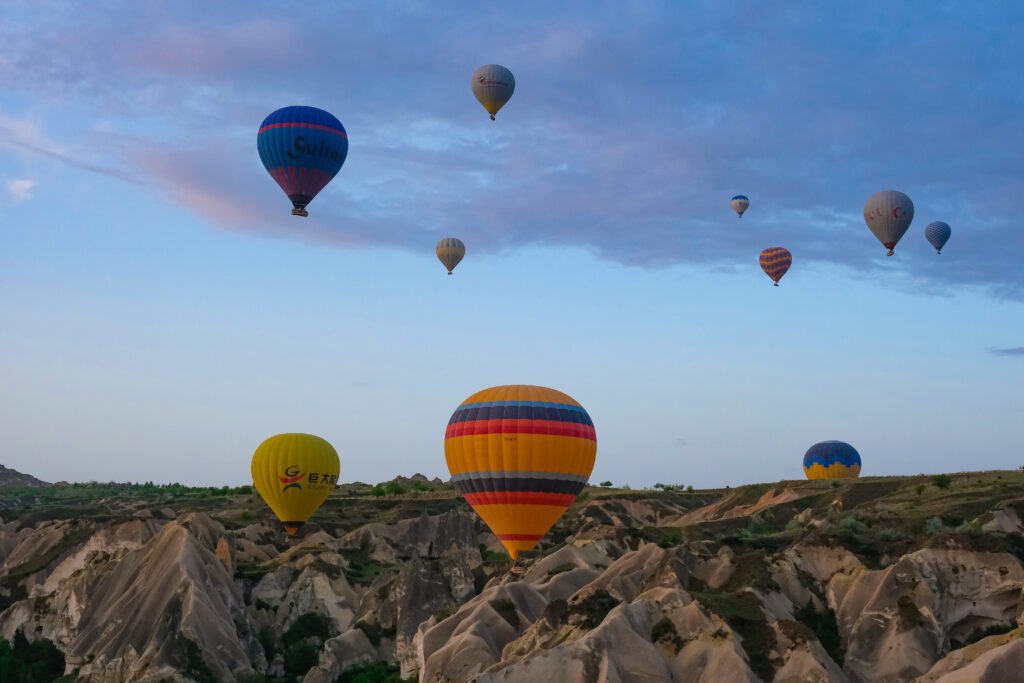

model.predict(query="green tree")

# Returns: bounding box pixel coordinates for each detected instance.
[371,485,386,498]
[932,474,952,490]
[385,482,405,497]
[599,481,613,487]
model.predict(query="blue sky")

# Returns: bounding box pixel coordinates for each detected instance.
[1,2,1022,487]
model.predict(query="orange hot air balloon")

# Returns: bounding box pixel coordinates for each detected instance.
[444,385,597,560]
[760,247,792,286]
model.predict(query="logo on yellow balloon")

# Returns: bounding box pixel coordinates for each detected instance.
[278,464,339,493]
[279,465,306,492]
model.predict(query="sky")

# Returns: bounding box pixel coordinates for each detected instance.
[1,2,1022,488]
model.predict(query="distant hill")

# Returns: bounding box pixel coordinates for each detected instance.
[0,464,49,488]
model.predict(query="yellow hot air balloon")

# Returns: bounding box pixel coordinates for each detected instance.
[436,237,466,274]
[445,385,596,560]
[251,433,340,535]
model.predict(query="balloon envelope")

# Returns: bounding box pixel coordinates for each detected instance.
[257,106,348,216]
[924,221,952,254]
[252,433,340,535]
[864,190,914,255]
[803,441,861,480]
[759,247,792,285]
[731,195,750,218]
[471,65,515,120]
[436,237,466,274]
[445,385,596,559]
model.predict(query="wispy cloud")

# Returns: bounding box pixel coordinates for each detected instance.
[7,178,35,201]
[0,115,141,184]
[1,3,1023,297]
[992,347,1024,357]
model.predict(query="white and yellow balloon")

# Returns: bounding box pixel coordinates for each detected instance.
[471,65,515,120]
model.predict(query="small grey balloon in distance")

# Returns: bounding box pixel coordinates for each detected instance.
[471,65,515,120]
[864,190,914,256]
[731,195,750,218]
[436,237,466,274]
[924,221,952,254]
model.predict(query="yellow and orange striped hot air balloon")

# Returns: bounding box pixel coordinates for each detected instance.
[444,385,596,560]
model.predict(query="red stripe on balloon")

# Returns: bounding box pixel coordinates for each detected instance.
[258,122,348,138]
[496,533,544,541]
[464,492,576,506]
[445,419,596,440]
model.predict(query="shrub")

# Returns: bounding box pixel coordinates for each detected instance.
[794,605,843,665]
[924,516,944,535]
[933,474,952,490]
[385,482,405,496]
[490,599,520,629]
[371,485,386,498]
[599,481,613,488]
[915,484,926,495]
[339,661,413,682]
[0,631,66,682]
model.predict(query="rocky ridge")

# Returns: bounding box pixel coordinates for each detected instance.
[1,470,1024,682]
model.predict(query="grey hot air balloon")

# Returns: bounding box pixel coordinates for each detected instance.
[471,65,515,120]
[436,237,466,274]
[731,195,749,218]
[864,190,914,256]
[924,221,952,254]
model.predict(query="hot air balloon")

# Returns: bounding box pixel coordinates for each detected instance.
[471,65,515,120]
[803,440,861,480]
[760,247,792,286]
[445,385,596,562]
[731,195,750,218]
[251,433,340,535]
[436,237,466,274]
[864,190,914,256]
[257,106,348,217]
[924,221,951,254]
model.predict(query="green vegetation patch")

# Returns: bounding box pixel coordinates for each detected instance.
[794,604,844,665]
[693,590,777,681]
[954,621,1017,649]
[896,595,925,631]
[282,612,335,647]
[490,599,521,629]
[570,589,619,629]
[339,661,416,683]
[721,551,779,593]
[651,617,683,651]
[0,631,66,683]
[355,620,397,646]
[340,549,385,585]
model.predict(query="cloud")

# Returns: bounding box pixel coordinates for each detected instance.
[1,3,1023,298]
[992,347,1024,357]
[7,178,35,201]
[0,115,141,184]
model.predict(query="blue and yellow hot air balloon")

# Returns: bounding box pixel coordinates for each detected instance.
[445,385,596,559]
[257,106,348,217]
[251,433,340,535]
[803,440,861,480]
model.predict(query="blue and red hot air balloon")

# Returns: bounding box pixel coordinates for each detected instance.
[257,106,348,217]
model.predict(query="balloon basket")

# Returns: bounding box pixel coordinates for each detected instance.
[292,208,309,217]
[510,560,526,577]
[774,283,779,287]
[489,114,496,121]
